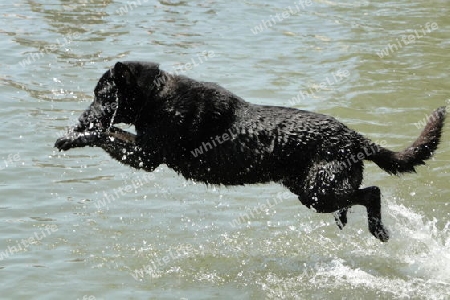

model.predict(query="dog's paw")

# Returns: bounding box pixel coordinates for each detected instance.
[55,136,74,151]
[55,131,104,151]
[369,218,390,242]
[333,208,348,230]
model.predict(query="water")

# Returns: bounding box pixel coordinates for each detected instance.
[1,1,449,299]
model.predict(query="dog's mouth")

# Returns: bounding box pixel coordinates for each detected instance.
[75,83,120,133]
[108,97,119,131]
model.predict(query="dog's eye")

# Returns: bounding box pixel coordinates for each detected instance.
[98,82,117,95]
[100,86,112,94]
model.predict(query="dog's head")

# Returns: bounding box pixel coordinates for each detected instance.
[76,61,162,132]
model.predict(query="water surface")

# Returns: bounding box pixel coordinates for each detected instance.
[0,1,449,299]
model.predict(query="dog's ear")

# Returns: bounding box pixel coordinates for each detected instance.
[113,61,136,87]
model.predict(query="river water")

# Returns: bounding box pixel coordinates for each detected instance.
[0,1,449,299]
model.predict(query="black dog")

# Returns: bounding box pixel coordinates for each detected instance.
[55,61,446,242]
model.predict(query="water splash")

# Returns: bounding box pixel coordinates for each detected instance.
[387,201,450,282]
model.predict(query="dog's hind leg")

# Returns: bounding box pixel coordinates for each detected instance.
[350,186,389,242]
[283,159,389,239]
[333,208,348,230]
[283,160,389,241]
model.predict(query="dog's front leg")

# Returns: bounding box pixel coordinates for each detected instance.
[100,128,160,172]
[55,129,105,151]
[55,127,160,172]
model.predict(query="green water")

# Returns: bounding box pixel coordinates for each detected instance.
[0,1,449,299]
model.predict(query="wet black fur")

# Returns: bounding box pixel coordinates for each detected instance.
[55,61,446,242]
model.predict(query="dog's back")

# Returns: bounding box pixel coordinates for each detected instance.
[148,73,367,186]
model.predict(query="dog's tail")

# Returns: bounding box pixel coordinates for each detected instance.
[366,106,446,175]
